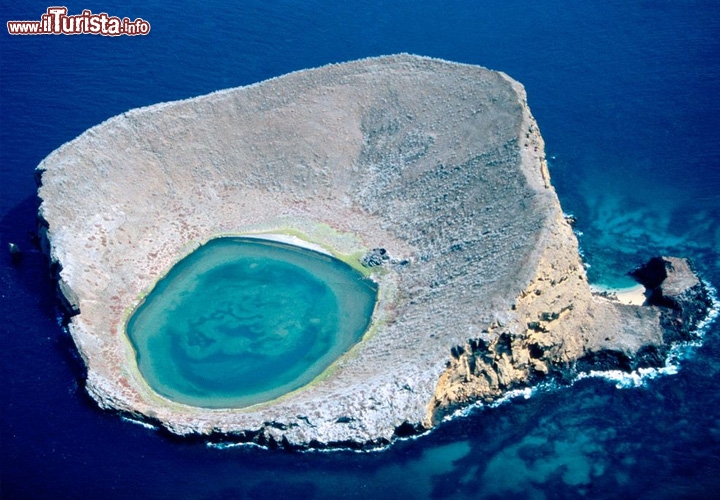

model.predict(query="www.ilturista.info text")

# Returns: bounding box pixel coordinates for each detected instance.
[7,7,150,36]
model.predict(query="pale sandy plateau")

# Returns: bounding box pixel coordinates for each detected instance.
[36,55,712,449]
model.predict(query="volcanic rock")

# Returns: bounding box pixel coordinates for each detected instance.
[36,55,712,449]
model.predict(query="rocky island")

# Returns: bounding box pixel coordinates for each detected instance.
[36,55,712,449]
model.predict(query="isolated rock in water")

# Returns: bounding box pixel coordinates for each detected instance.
[36,54,712,449]
[631,256,712,343]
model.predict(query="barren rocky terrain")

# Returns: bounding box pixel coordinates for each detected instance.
[37,55,711,449]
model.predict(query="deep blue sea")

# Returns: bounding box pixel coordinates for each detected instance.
[2,1,719,499]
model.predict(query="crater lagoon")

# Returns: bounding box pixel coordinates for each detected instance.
[126,237,378,408]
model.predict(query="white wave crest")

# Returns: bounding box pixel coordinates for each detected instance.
[120,416,158,430]
[578,278,718,389]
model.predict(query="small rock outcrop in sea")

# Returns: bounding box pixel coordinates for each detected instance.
[35,55,712,450]
[630,257,712,343]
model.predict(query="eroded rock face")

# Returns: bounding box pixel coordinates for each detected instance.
[631,257,713,343]
[36,55,712,449]
[430,255,711,423]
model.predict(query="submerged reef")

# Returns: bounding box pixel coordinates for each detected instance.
[36,55,712,450]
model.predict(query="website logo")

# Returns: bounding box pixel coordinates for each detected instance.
[7,7,151,36]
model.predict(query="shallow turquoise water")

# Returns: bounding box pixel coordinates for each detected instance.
[126,237,377,408]
[3,1,720,498]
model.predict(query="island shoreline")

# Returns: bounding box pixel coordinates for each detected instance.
[36,54,715,450]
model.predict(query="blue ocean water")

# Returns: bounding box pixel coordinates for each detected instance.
[1,1,719,499]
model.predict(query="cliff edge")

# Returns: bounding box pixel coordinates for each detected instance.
[36,55,712,449]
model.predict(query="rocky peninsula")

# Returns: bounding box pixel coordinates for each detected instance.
[36,55,712,449]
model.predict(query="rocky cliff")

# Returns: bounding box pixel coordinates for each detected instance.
[36,54,712,449]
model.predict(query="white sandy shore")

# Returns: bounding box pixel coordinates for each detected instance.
[591,283,648,306]
[241,233,333,256]
[38,54,678,447]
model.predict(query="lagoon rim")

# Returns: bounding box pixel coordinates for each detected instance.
[126,237,378,408]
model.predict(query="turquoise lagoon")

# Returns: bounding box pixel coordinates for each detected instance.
[126,237,378,408]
